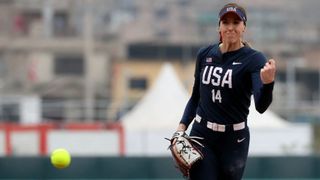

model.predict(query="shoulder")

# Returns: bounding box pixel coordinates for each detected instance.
[197,43,218,58]
[244,47,267,64]
[195,43,218,67]
[243,47,268,70]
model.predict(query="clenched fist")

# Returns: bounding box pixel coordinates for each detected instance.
[260,59,276,84]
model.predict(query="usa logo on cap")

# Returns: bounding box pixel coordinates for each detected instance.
[226,7,237,12]
[219,5,247,24]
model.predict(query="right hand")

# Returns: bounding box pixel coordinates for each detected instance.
[177,123,187,131]
[172,124,187,144]
[171,123,187,144]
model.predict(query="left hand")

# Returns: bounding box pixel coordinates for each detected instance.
[260,59,276,84]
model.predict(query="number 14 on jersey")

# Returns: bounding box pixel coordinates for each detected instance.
[212,89,222,103]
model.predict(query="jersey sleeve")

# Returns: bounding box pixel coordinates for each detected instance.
[250,52,274,113]
[179,47,206,128]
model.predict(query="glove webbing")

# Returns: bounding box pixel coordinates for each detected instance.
[165,131,204,149]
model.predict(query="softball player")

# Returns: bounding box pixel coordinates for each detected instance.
[175,3,276,180]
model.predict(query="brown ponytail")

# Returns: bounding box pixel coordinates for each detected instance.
[242,41,252,48]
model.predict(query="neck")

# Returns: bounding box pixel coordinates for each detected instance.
[219,41,244,53]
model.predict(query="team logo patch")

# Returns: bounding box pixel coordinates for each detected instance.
[206,57,212,63]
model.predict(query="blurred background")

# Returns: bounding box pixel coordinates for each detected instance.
[0,0,320,179]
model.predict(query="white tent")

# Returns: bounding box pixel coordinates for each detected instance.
[121,63,190,156]
[248,101,289,128]
[248,100,312,156]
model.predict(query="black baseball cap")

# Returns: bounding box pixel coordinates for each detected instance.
[219,3,247,24]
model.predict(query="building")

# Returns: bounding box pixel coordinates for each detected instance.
[0,0,319,122]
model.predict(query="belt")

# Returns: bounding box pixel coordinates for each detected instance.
[194,114,246,132]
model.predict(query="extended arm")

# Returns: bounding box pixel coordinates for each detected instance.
[178,78,200,130]
[177,46,208,130]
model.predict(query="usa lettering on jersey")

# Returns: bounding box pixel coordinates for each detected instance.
[202,66,232,88]
[202,66,233,103]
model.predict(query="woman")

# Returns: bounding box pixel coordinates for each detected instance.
[175,3,276,180]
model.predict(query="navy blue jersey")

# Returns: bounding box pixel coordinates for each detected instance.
[181,43,274,127]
